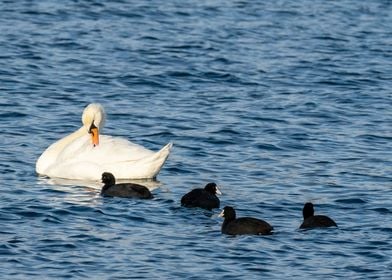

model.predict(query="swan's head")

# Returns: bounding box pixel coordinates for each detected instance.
[82,103,106,146]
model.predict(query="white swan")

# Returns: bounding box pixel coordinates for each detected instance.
[36,103,173,181]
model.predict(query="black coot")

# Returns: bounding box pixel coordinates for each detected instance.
[219,206,273,235]
[100,172,153,199]
[299,202,337,229]
[181,182,221,210]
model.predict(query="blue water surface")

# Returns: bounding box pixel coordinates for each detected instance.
[0,0,391,279]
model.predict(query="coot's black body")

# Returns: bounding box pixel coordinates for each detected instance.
[181,183,220,210]
[219,206,273,235]
[299,202,337,229]
[100,172,153,199]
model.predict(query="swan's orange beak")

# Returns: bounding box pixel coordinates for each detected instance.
[89,122,99,147]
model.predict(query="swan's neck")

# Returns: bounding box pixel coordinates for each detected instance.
[36,126,87,174]
[48,127,87,152]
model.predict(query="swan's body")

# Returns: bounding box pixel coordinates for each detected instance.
[36,103,172,180]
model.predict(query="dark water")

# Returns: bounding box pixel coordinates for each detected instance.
[1,0,391,279]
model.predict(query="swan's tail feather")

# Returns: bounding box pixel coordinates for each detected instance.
[141,142,173,178]
[147,142,173,164]
[109,142,173,179]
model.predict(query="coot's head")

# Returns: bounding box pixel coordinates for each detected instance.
[204,182,222,195]
[219,206,236,220]
[303,202,315,219]
[102,172,115,186]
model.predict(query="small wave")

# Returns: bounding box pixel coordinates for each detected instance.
[335,198,367,204]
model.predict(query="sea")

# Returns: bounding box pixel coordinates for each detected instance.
[0,0,391,279]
